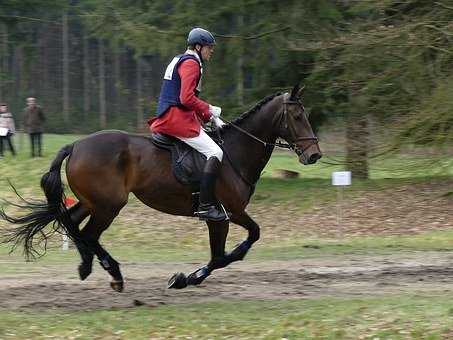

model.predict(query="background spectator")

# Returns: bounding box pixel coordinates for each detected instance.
[0,103,16,157]
[23,97,45,157]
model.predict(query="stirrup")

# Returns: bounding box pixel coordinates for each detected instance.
[195,203,229,221]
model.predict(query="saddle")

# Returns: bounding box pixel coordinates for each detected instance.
[150,133,210,189]
[150,132,230,220]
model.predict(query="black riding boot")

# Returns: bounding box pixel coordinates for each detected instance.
[197,157,227,221]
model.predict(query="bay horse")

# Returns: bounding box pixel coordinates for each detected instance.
[0,84,321,292]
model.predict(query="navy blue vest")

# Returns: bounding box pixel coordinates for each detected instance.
[156,54,202,117]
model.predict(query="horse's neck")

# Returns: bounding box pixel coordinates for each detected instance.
[223,97,280,185]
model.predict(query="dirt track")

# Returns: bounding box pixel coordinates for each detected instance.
[0,251,452,311]
[1,179,453,311]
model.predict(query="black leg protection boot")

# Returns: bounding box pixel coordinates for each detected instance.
[196,157,227,221]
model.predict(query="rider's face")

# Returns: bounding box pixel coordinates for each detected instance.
[200,45,214,61]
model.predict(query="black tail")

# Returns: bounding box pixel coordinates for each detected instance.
[0,144,77,259]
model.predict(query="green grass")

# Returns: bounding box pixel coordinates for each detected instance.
[0,295,452,339]
[266,149,453,179]
[1,228,452,273]
[0,133,81,194]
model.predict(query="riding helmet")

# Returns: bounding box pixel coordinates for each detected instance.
[187,28,216,46]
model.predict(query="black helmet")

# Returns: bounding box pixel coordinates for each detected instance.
[187,27,216,46]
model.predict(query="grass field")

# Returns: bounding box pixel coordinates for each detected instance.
[0,133,452,339]
[1,296,453,339]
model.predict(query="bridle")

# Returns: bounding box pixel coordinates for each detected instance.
[220,94,319,157]
[213,94,319,190]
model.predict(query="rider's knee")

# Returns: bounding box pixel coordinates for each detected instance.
[210,146,223,162]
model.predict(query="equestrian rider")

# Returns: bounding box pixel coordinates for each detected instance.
[149,27,227,221]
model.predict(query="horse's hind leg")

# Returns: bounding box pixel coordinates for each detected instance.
[79,209,125,292]
[67,203,93,280]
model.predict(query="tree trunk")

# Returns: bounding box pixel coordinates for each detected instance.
[98,39,106,129]
[12,46,24,124]
[38,24,51,108]
[83,31,91,118]
[114,46,122,116]
[62,12,69,122]
[136,57,144,131]
[236,14,244,106]
[14,46,25,93]
[345,94,369,179]
[0,23,8,101]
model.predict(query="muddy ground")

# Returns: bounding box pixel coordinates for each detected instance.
[0,251,452,311]
[0,179,452,311]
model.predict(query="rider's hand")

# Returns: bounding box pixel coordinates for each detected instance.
[212,117,226,128]
[209,105,222,118]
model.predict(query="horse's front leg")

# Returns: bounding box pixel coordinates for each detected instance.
[189,212,260,284]
[168,212,260,289]
[224,211,259,262]
[168,219,229,289]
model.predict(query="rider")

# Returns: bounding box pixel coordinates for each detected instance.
[149,27,227,221]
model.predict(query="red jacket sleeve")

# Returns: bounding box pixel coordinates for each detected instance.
[178,59,212,123]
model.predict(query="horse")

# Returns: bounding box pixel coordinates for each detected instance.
[0,84,322,292]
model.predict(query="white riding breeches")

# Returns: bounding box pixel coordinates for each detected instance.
[177,129,223,161]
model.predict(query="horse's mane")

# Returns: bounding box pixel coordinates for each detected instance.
[220,92,283,131]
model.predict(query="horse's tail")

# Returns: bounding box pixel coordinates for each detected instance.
[0,144,77,259]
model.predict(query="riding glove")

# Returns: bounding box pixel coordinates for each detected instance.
[209,105,222,118]
[212,117,226,128]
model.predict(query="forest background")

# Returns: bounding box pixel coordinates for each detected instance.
[1,0,452,179]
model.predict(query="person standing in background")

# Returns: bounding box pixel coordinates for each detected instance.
[23,97,45,157]
[0,103,16,158]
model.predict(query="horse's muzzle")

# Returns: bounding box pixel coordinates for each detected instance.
[308,152,322,164]
[297,142,322,165]
[299,152,322,165]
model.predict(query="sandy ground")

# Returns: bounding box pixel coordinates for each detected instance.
[0,251,452,311]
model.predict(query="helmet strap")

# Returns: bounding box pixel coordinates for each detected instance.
[195,44,204,63]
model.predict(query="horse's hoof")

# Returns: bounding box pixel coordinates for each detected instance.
[110,280,124,292]
[78,264,92,281]
[168,272,188,289]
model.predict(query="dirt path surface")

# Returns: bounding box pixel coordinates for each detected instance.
[0,251,452,311]
[0,179,452,311]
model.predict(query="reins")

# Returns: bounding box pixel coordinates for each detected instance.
[220,117,283,148]
[222,117,317,152]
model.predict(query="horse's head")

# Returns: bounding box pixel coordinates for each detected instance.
[276,84,322,165]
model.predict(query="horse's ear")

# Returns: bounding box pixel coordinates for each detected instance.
[290,83,300,100]
[297,84,305,98]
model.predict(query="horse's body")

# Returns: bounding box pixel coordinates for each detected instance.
[68,129,251,219]
[1,86,321,291]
